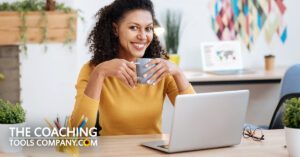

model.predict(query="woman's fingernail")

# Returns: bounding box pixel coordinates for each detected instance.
[145,64,148,68]
[147,80,152,84]
[143,74,147,78]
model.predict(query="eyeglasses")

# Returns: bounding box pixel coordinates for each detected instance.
[243,126,265,141]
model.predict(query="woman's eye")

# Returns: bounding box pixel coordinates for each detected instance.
[146,27,153,32]
[129,26,138,31]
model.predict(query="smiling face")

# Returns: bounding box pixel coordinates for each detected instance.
[114,9,154,61]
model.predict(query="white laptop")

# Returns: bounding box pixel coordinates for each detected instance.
[142,90,249,153]
[201,41,253,75]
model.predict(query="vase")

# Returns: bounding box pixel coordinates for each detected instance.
[285,127,300,157]
[0,122,25,152]
[169,54,180,66]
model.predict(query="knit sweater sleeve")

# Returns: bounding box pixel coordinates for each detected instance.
[71,63,99,129]
[164,74,195,105]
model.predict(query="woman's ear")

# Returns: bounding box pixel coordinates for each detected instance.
[112,23,119,37]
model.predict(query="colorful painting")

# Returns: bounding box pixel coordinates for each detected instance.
[209,0,287,50]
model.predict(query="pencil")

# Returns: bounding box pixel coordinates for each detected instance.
[79,117,88,129]
[76,115,85,127]
[54,119,61,129]
[44,118,54,129]
[64,116,68,127]
[57,114,60,125]
[68,116,72,128]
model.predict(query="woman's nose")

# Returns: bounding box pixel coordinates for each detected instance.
[137,31,147,40]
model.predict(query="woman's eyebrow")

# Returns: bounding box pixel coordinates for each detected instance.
[128,22,153,26]
[128,22,139,25]
[147,23,154,26]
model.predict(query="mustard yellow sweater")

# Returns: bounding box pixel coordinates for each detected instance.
[71,63,195,136]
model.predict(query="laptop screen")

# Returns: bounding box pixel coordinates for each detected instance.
[201,41,243,71]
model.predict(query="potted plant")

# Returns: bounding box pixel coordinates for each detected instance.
[0,99,26,152]
[283,97,300,157]
[164,9,182,65]
[0,0,77,52]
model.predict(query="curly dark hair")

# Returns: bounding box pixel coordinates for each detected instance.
[87,0,168,66]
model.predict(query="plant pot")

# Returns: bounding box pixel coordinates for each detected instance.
[285,127,300,157]
[0,11,77,45]
[0,122,25,153]
[169,54,180,66]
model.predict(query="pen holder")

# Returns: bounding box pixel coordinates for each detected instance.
[56,136,79,157]
[45,115,90,157]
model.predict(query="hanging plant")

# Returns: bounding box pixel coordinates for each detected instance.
[0,0,79,53]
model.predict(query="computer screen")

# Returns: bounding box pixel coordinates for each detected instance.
[201,41,243,71]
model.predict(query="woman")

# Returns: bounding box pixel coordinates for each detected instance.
[71,0,195,136]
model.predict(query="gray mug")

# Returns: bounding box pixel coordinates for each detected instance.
[135,58,156,84]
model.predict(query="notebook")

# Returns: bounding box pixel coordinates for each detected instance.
[200,41,253,75]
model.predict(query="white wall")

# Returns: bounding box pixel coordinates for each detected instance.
[19,45,77,127]
[76,0,300,69]
[153,0,300,69]
[0,0,77,127]
[1,0,299,128]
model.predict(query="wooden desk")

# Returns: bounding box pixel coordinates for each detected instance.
[184,67,286,85]
[0,130,288,157]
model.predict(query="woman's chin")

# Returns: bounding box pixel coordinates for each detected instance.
[132,52,145,58]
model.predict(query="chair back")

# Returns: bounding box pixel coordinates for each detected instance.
[280,64,300,97]
[269,93,300,129]
[269,64,300,129]
[94,112,102,136]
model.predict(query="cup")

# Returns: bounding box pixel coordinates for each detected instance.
[135,58,156,84]
[264,55,275,71]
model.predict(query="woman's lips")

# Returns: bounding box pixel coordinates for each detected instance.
[132,42,146,51]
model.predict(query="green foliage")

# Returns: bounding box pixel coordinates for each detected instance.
[0,0,44,11]
[164,9,182,54]
[0,0,77,53]
[0,0,72,12]
[0,99,26,124]
[0,73,4,80]
[283,97,300,128]
[55,3,73,13]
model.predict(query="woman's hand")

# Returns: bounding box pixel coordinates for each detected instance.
[143,58,179,85]
[96,59,137,88]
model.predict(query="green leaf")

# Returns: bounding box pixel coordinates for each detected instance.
[0,0,74,12]
[283,97,300,128]
[0,99,26,124]
[164,9,182,54]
